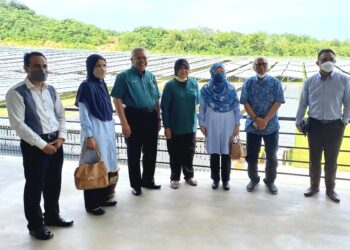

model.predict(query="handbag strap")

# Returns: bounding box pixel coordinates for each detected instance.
[80,140,102,161]
[231,134,240,144]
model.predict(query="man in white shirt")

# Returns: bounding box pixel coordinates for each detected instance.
[6,52,73,240]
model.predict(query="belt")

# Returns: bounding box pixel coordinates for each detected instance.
[310,117,340,124]
[126,107,156,113]
[40,131,58,141]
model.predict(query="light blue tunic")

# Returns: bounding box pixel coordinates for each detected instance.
[78,102,119,172]
[198,96,241,154]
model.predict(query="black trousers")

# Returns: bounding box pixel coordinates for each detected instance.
[84,187,108,210]
[308,118,345,190]
[210,154,231,183]
[20,136,63,231]
[166,133,195,181]
[245,131,279,184]
[125,107,158,190]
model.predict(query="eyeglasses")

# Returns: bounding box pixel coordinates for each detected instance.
[133,56,148,61]
[255,62,267,67]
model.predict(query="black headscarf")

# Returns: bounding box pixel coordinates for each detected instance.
[75,54,113,121]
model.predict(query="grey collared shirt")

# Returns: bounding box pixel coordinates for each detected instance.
[296,71,350,124]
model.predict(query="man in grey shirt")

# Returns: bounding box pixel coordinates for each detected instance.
[296,49,350,202]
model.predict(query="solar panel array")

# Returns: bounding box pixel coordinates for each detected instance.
[1,46,349,101]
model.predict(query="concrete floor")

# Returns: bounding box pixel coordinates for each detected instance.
[1,155,350,250]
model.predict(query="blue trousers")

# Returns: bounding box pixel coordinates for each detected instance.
[245,131,279,184]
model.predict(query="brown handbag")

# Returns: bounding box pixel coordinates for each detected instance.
[74,147,109,190]
[229,135,243,160]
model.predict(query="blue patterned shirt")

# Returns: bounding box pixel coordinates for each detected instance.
[240,75,285,135]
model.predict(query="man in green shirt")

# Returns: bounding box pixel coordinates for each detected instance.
[111,47,161,196]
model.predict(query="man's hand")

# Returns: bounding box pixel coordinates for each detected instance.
[50,138,64,150]
[200,126,207,136]
[296,123,302,133]
[122,123,131,138]
[164,128,172,140]
[255,117,267,130]
[42,144,57,155]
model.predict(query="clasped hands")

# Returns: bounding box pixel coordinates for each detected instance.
[42,138,64,155]
[254,117,268,130]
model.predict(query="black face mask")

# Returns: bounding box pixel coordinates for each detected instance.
[30,68,48,82]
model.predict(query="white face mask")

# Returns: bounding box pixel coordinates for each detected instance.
[257,73,266,78]
[320,61,335,73]
[175,75,187,82]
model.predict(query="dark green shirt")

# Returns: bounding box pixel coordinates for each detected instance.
[160,78,200,134]
[111,67,160,108]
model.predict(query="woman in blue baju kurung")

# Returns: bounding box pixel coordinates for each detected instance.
[198,63,240,190]
[75,54,119,215]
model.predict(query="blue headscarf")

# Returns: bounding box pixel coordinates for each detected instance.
[201,63,239,112]
[75,54,113,121]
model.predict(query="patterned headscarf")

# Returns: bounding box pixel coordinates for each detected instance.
[201,63,239,112]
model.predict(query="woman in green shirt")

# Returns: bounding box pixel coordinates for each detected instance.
[161,59,200,189]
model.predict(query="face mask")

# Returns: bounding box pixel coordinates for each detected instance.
[213,72,226,82]
[175,75,187,82]
[93,67,106,79]
[257,73,266,78]
[30,68,48,82]
[320,61,335,73]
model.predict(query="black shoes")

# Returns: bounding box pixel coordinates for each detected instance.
[247,180,259,192]
[304,187,320,197]
[132,188,142,196]
[263,179,278,194]
[212,181,219,189]
[44,216,74,227]
[86,207,105,215]
[29,225,54,240]
[223,182,230,191]
[326,190,340,203]
[103,200,117,207]
[141,183,161,189]
[265,182,278,194]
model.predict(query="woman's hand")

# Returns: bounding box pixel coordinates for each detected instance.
[164,128,172,140]
[200,126,207,136]
[86,137,96,149]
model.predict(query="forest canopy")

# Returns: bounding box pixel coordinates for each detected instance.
[1,2,349,57]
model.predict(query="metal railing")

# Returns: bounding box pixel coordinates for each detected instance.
[1,106,350,180]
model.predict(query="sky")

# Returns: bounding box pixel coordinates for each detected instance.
[18,0,350,41]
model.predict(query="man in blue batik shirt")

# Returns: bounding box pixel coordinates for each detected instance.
[240,57,285,194]
[296,49,350,203]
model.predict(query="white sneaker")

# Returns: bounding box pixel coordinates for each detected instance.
[185,178,198,186]
[170,180,179,189]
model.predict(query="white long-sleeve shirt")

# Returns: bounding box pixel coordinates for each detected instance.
[6,78,66,149]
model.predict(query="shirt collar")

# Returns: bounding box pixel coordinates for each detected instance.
[254,74,269,82]
[131,66,145,75]
[316,70,335,80]
[25,77,48,90]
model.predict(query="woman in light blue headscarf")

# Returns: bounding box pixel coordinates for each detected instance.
[198,63,241,190]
